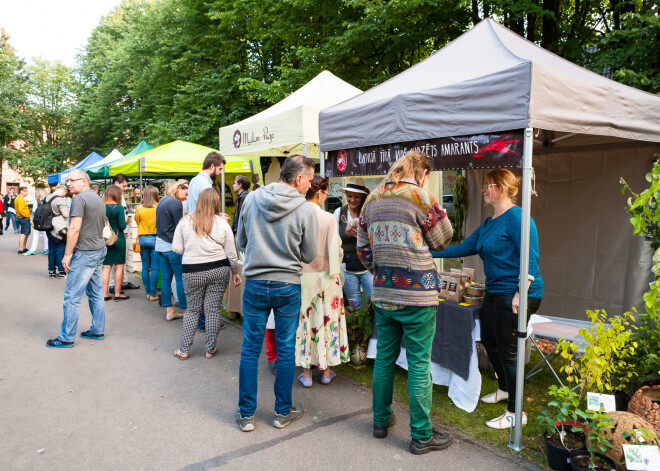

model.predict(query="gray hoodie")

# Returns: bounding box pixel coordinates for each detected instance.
[236,182,318,284]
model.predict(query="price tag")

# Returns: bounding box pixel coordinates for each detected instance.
[587,392,616,412]
[623,444,660,470]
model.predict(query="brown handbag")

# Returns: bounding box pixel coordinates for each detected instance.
[133,241,141,253]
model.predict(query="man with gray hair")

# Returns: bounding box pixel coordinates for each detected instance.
[46,169,107,348]
[234,154,318,432]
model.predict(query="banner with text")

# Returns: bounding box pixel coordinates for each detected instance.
[325,131,525,177]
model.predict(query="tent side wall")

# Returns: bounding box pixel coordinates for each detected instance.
[464,144,658,319]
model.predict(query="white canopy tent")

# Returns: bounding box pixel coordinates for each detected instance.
[219,70,361,161]
[84,149,124,180]
[319,18,660,448]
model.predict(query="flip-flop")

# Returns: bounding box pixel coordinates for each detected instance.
[173,349,189,360]
[320,370,337,385]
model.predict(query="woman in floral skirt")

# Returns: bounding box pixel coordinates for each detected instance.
[295,176,349,386]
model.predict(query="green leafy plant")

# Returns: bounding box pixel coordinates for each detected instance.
[345,297,373,350]
[559,309,638,399]
[452,170,466,241]
[575,408,615,468]
[622,427,660,445]
[538,385,584,450]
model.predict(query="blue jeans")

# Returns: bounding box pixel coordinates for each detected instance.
[158,250,187,309]
[139,235,159,296]
[239,280,302,417]
[5,211,17,231]
[343,266,374,310]
[46,232,65,272]
[17,217,31,235]
[59,247,107,342]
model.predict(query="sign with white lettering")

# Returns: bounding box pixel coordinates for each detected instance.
[324,130,524,176]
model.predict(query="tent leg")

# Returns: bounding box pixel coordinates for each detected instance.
[510,127,533,451]
[221,166,226,214]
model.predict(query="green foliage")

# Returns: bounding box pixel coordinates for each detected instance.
[538,385,583,449]
[345,297,373,349]
[559,309,638,397]
[577,408,615,465]
[622,427,660,445]
[0,28,28,168]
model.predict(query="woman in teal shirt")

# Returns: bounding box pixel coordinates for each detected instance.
[433,169,543,430]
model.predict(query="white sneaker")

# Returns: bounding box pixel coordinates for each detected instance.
[485,410,527,429]
[480,388,509,404]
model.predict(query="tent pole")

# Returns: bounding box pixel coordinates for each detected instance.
[511,127,533,451]
[221,165,226,214]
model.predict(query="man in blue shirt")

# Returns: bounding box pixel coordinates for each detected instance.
[186,152,226,331]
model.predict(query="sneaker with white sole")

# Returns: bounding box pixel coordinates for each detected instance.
[273,403,304,429]
[234,411,255,432]
[480,388,509,404]
[485,410,527,429]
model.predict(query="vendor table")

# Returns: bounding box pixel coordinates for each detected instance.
[367,300,483,413]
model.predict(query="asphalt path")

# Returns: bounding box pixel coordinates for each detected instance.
[0,232,539,470]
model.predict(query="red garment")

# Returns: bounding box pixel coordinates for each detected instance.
[0,200,4,212]
[265,328,277,362]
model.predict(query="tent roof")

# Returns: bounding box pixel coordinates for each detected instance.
[86,141,153,179]
[220,70,361,158]
[110,140,255,177]
[48,151,104,184]
[319,18,660,152]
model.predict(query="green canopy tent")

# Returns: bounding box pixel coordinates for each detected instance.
[109,140,258,177]
[86,140,153,180]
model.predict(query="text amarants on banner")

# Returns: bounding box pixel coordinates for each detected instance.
[325,131,524,176]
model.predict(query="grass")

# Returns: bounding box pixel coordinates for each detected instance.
[334,348,557,469]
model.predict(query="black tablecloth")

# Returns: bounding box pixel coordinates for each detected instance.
[432,301,481,380]
[372,301,481,381]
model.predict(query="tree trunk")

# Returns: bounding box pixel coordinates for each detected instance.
[471,0,481,25]
[527,9,536,42]
[541,0,560,51]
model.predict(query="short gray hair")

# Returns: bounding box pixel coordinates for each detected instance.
[279,155,315,184]
[68,169,91,185]
[54,183,68,192]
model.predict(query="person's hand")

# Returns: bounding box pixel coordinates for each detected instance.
[233,274,242,287]
[62,254,72,273]
[220,213,230,223]
[512,292,520,314]
[347,226,358,237]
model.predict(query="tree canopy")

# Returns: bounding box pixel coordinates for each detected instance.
[2,0,659,179]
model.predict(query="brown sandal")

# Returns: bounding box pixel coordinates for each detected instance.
[173,349,189,360]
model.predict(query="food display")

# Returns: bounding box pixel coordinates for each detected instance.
[438,268,484,305]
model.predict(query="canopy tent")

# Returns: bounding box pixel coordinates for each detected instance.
[85,149,124,180]
[219,70,361,160]
[48,151,104,184]
[319,18,660,447]
[86,140,153,180]
[109,140,258,177]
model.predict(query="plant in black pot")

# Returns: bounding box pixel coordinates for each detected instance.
[569,408,616,471]
[539,385,586,471]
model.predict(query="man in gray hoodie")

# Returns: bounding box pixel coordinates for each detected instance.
[235,154,318,432]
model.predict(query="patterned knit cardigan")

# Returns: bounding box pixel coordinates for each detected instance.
[357,182,453,306]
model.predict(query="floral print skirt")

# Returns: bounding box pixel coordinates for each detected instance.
[295,277,350,369]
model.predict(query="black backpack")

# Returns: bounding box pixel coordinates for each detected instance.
[33,195,56,231]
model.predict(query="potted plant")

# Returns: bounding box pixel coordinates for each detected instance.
[538,385,586,471]
[345,298,373,366]
[569,408,617,471]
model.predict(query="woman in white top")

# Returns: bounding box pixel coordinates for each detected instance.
[172,188,241,360]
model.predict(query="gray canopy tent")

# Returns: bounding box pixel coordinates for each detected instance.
[319,18,660,448]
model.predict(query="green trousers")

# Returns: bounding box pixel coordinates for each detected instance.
[372,304,437,440]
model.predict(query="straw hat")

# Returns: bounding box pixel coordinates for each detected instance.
[339,177,369,195]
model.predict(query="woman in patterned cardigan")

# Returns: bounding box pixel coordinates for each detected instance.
[357,151,454,455]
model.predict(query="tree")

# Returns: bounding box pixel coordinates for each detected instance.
[0,28,28,188]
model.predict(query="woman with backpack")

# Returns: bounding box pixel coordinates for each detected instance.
[101,184,129,301]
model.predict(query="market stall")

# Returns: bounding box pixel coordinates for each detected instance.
[319,18,660,447]
[86,140,152,180]
[47,151,104,184]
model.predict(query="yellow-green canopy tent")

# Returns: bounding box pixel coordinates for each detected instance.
[109,140,260,177]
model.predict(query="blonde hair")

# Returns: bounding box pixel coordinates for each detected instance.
[377,151,430,193]
[165,179,189,197]
[190,188,220,237]
[485,169,520,202]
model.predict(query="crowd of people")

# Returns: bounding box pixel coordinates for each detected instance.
[5,149,543,455]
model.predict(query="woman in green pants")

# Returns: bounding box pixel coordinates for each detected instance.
[356,151,454,455]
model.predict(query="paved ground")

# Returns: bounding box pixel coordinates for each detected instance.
[0,231,539,470]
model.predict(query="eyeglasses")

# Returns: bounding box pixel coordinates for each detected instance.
[481,183,497,189]
[67,177,85,184]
